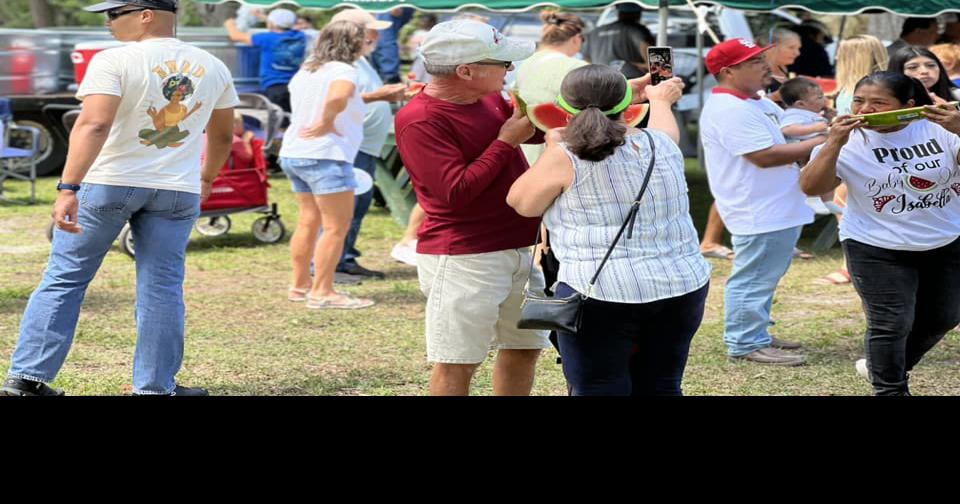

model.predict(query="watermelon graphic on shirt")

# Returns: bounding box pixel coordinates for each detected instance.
[904,175,937,192]
[873,195,895,212]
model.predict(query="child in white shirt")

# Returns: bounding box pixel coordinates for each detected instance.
[780,77,834,143]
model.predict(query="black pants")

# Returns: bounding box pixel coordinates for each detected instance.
[555,282,709,396]
[264,84,291,113]
[843,238,960,396]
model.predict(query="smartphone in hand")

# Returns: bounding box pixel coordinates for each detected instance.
[647,46,674,86]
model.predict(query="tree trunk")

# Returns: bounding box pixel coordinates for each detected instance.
[196,2,241,27]
[29,0,55,28]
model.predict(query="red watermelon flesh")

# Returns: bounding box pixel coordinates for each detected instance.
[623,104,649,127]
[528,103,572,131]
[527,103,650,131]
[906,175,936,191]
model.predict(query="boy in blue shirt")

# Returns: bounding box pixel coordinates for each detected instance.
[225,8,306,112]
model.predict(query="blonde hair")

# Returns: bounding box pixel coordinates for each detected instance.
[302,20,365,72]
[539,10,585,46]
[835,35,889,94]
[930,43,960,73]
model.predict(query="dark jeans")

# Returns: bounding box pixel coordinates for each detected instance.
[843,237,960,396]
[556,282,709,396]
[263,84,291,113]
[338,151,375,268]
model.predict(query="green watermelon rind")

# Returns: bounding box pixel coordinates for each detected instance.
[904,174,937,192]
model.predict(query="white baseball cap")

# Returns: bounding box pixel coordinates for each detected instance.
[330,8,392,30]
[267,8,296,29]
[420,20,535,66]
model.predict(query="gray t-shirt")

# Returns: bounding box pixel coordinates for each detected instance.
[356,56,392,157]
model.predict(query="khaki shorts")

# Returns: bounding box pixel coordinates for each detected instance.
[417,248,551,364]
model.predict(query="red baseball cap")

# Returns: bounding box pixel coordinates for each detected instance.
[705,38,772,75]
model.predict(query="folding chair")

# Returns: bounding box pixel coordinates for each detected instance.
[0,98,41,204]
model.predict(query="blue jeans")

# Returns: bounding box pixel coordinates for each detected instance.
[724,226,802,356]
[339,151,375,268]
[8,183,199,394]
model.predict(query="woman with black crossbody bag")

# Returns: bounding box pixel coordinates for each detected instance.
[507,65,711,396]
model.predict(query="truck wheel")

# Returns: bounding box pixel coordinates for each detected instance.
[11,112,67,177]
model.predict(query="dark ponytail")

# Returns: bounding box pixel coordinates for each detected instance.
[854,70,934,107]
[560,64,629,162]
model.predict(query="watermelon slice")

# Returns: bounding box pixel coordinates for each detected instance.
[905,175,936,192]
[623,103,650,127]
[951,183,960,196]
[527,103,650,131]
[508,90,527,116]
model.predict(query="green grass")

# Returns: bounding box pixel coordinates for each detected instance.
[1,172,958,396]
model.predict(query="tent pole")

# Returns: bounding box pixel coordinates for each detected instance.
[696,24,704,171]
[658,0,669,46]
[838,14,848,41]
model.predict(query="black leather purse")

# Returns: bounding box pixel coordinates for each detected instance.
[517,129,657,334]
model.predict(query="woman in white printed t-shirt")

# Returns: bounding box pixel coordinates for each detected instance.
[279,20,373,310]
[801,71,960,396]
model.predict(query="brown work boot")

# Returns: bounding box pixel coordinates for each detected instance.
[770,336,802,350]
[730,347,806,366]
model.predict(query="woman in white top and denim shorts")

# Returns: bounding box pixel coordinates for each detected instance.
[279,21,373,309]
[508,65,711,395]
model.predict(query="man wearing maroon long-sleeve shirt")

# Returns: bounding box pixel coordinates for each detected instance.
[395,20,550,396]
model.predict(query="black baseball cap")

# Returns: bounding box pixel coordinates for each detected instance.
[84,0,178,13]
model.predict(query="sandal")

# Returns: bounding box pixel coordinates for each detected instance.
[701,245,735,260]
[793,247,814,260]
[288,286,310,302]
[813,269,851,285]
[306,293,375,310]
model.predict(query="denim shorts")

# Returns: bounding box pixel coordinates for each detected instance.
[279,157,357,195]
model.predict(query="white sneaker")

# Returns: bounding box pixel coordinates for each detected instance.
[390,240,418,267]
[855,358,872,382]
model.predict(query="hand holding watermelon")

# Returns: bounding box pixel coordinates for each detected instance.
[825,115,864,147]
[923,103,960,134]
[498,103,535,147]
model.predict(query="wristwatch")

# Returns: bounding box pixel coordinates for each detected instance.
[56,181,81,192]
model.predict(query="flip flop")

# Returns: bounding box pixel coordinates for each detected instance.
[793,248,814,260]
[813,269,851,285]
[288,286,309,302]
[701,245,735,260]
[306,293,375,310]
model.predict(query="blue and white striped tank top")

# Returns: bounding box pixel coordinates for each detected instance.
[542,129,711,304]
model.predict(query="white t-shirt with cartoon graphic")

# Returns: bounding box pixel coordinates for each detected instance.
[812,120,960,251]
[280,61,365,162]
[76,38,240,194]
[700,93,815,235]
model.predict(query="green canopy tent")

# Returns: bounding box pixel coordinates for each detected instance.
[193,0,960,16]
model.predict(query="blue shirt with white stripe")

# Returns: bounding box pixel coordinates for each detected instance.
[543,129,711,304]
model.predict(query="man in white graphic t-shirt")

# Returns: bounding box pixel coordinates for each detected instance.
[1,0,240,397]
[700,39,826,366]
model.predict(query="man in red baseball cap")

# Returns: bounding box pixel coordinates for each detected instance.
[699,38,826,366]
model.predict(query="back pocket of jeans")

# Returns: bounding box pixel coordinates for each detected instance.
[79,184,134,212]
